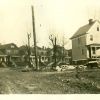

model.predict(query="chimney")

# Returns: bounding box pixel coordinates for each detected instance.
[88,19,93,25]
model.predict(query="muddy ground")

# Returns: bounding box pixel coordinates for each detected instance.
[0,67,100,94]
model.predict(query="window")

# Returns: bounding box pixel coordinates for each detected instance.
[7,50,11,54]
[90,35,93,41]
[14,50,18,54]
[42,57,44,60]
[78,37,81,44]
[41,52,44,55]
[97,26,99,31]
[11,45,15,48]
[92,47,96,54]
[82,49,84,55]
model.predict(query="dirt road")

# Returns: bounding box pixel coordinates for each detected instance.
[0,67,100,94]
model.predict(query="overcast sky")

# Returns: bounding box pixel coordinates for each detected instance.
[0,0,100,49]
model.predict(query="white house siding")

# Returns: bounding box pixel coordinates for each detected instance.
[86,21,100,58]
[71,20,100,62]
[86,21,100,45]
[96,49,100,56]
[72,35,87,61]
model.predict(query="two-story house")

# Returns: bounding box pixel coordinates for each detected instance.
[71,19,100,64]
[0,43,20,64]
[47,45,71,64]
[19,45,49,64]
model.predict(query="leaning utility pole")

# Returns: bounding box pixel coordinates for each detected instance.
[27,33,31,66]
[31,6,39,70]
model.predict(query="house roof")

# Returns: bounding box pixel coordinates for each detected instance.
[70,21,95,39]
[0,43,18,49]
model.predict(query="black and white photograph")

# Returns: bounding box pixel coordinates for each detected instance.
[0,0,100,94]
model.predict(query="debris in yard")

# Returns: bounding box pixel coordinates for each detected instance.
[56,66,62,71]
[21,65,33,72]
[0,67,100,93]
[25,84,37,90]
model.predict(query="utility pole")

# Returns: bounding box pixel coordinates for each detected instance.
[27,33,31,48]
[31,6,39,70]
[27,33,31,67]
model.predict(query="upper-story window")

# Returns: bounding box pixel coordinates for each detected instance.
[11,45,15,48]
[14,50,18,54]
[97,26,99,31]
[90,35,93,41]
[7,50,11,54]
[78,37,81,44]
[81,49,84,55]
[41,52,44,55]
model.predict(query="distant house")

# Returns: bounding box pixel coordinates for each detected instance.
[32,46,48,63]
[19,45,29,63]
[19,45,71,65]
[0,51,7,63]
[70,19,100,64]
[46,48,53,63]
[19,45,48,64]
[0,43,20,64]
[67,49,72,64]
[47,45,71,64]
[19,45,28,56]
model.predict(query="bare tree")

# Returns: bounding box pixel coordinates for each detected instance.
[61,34,68,62]
[49,34,57,68]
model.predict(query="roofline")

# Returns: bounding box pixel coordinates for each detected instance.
[11,56,21,57]
[70,20,97,40]
[72,59,87,61]
[70,32,88,39]
[86,43,100,47]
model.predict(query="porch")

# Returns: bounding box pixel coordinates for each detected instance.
[87,44,100,59]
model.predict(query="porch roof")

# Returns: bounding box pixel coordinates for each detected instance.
[86,43,100,47]
[11,55,21,57]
